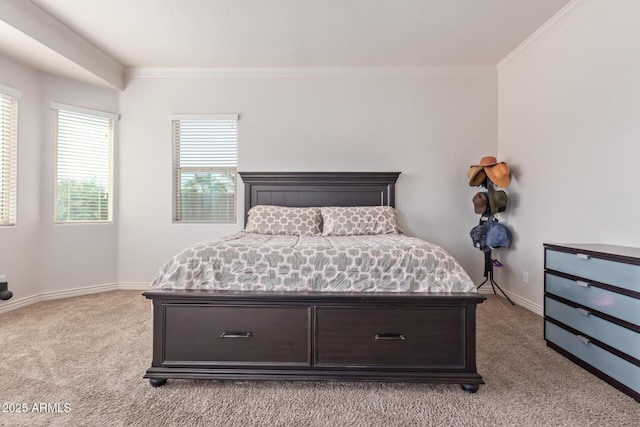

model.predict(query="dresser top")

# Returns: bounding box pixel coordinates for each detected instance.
[544,243,640,265]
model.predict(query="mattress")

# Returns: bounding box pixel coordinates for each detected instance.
[150,232,476,293]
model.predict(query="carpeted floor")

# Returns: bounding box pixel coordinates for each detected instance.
[0,291,637,426]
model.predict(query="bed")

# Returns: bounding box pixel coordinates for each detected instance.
[143,172,485,392]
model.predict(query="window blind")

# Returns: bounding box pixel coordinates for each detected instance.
[172,116,238,223]
[0,90,18,226]
[54,108,114,223]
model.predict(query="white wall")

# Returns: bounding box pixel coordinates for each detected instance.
[0,55,42,301]
[1,55,497,305]
[0,53,119,304]
[497,0,640,307]
[4,0,639,313]
[118,70,497,284]
[38,74,120,292]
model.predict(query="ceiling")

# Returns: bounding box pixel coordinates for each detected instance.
[0,0,573,89]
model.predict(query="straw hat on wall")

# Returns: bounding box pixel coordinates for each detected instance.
[468,156,510,187]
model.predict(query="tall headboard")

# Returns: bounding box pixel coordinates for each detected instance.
[238,172,401,225]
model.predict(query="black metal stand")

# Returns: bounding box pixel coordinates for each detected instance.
[477,250,515,305]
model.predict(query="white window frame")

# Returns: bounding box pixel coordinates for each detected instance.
[0,83,20,227]
[171,114,238,224]
[51,102,119,224]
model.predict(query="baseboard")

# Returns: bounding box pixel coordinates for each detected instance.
[1,281,543,317]
[477,287,543,317]
[118,282,151,291]
[0,282,151,315]
[0,293,44,315]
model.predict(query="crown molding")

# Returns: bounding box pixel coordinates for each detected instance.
[497,0,594,71]
[126,66,496,79]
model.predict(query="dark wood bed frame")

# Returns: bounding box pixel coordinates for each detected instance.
[144,172,485,392]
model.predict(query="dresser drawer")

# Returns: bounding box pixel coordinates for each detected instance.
[545,273,640,326]
[545,297,640,360]
[163,304,310,366]
[546,249,640,293]
[545,321,640,393]
[315,306,465,368]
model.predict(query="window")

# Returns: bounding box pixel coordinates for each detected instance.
[52,103,118,223]
[172,114,238,223]
[0,85,19,226]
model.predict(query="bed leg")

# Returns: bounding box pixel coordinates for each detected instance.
[460,383,479,393]
[149,378,167,387]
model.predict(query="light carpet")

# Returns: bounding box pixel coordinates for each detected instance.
[0,291,637,426]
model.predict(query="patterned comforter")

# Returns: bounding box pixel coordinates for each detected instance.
[151,232,476,293]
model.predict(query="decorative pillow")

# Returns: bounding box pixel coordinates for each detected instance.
[320,206,402,236]
[245,205,322,236]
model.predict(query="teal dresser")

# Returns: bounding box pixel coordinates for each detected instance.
[544,243,640,402]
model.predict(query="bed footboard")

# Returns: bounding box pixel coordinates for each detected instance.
[143,290,485,392]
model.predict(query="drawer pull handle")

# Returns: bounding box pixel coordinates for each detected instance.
[220,332,253,339]
[374,333,406,341]
[575,280,590,288]
[576,335,590,345]
[576,253,591,260]
[576,308,590,317]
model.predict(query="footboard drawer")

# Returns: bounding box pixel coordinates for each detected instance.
[315,306,466,368]
[163,304,311,366]
[145,290,484,389]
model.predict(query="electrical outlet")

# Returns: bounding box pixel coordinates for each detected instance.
[522,271,529,284]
